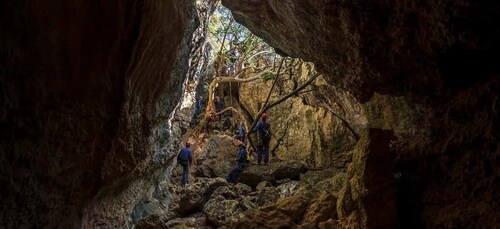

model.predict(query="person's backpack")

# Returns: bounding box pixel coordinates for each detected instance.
[177,151,188,166]
[261,122,271,142]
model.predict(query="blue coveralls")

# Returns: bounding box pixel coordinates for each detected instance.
[252,121,270,164]
[177,147,192,186]
[191,98,203,125]
[237,124,246,141]
[215,99,224,112]
[226,147,247,184]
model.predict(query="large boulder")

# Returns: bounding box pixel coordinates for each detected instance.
[276,180,300,198]
[165,212,213,229]
[176,178,228,215]
[240,161,307,188]
[256,187,280,207]
[193,135,240,178]
[273,195,310,220]
[203,196,244,226]
[232,209,298,229]
[304,192,339,224]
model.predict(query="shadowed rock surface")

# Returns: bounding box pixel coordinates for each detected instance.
[1,0,498,228]
[0,0,205,227]
[223,0,499,227]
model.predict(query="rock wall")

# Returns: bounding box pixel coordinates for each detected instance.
[0,0,201,227]
[238,61,358,168]
[223,0,499,227]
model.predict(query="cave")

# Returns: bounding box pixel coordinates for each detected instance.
[0,0,498,228]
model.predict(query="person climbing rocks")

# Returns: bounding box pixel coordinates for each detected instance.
[222,116,232,130]
[251,113,271,165]
[177,141,193,187]
[214,96,224,120]
[228,42,239,77]
[226,140,248,184]
[235,121,246,142]
[190,96,203,126]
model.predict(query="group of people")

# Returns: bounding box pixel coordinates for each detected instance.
[178,113,272,186]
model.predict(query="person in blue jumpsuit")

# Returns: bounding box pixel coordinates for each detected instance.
[236,121,246,141]
[191,96,203,126]
[214,96,224,120]
[251,113,271,165]
[226,140,248,184]
[177,141,193,186]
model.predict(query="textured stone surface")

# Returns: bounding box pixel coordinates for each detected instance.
[223,0,499,227]
[273,195,310,220]
[192,134,240,178]
[256,187,280,206]
[203,196,244,226]
[238,62,358,167]
[176,178,228,216]
[304,192,338,224]
[0,0,200,227]
[336,129,397,228]
[276,180,300,198]
[233,209,297,229]
[240,160,307,188]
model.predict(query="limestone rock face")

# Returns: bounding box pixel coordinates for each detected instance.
[0,0,201,227]
[238,62,358,168]
[239,160,307,188]
[336,129,397,228]
[256,187,280,206]
[273,195,310,220]
[203,196,244,226]
[233,209,297,229]
[223,0,499,227]
[304,192,338,224]
[193,134,240,178]
[177,178,228,215]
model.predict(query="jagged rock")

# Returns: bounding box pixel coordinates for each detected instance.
[273,195,310,220]
[240,161,307,188]
[318,219,341,229]
[304,192,338,224]
[240,196,257,211]
[276,178,292,185]
[330,173,347,192]
[177,178,228,215]
[193,135,239,178]
[238,169,275,189]
[235,183,252,196]
[136,214,168,229]
[256,181,272,191]
[164,212,213,229]
[336,129,397,228]
[222,1,500,228]
[272,161,308,180]
[232,209,298,229]
[312,173,347,196]
[300,167,343,187]
[211,186,239,200]
[0,0,199,227]
[276,180,300,198]
[203,196,244,226]
[237,67,357,168]
[256,187,280,207]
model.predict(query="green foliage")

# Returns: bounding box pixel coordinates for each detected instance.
[208,4,273,65]
[261,72,275,81]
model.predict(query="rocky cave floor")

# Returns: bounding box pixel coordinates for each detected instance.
[136,124,348,229]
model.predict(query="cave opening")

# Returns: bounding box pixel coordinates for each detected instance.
[0,0,498,228]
